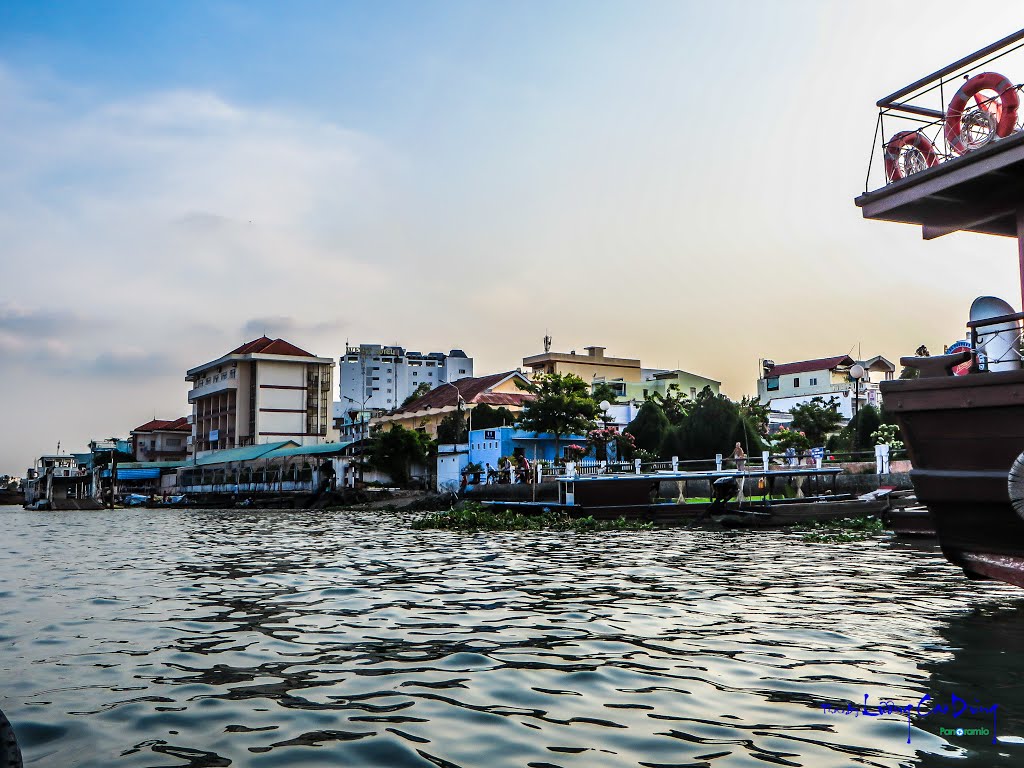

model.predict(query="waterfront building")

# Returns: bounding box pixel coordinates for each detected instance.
[756,355,895,420]
[371,371,532,438]
[130,417,190,462]
[186,336,335,454]
[467,426,589,467]
[339,344,473,414]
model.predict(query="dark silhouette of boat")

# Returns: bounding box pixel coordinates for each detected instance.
[855,30,1024,584]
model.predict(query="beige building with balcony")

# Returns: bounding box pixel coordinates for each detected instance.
[186,336,335,454]
[523,346,641,383]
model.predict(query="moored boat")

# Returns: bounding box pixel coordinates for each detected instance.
[855,30,1024,583]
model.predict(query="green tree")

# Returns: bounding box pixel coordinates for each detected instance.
[516,373,599,459]
[647,384,693,426]
[366,425,431,485]
[662,389,756,460]
[848,404,882,452]
[591,381,621,406]
[624,401,670,454]
[467,403,518,430]
[789,397,843,446]
[436,410,466,444]
[773,428,811,453]
[738,395,770,438]
[401,382,433,407]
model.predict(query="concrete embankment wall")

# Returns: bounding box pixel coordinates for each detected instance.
[465,473,913,503]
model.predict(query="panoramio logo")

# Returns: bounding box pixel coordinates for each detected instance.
[939,727,991,737]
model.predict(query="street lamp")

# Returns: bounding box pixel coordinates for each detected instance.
[849,364,866,419]
[441,381,468,441]
[599,399,612,426]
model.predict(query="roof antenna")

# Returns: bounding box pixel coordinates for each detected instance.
[543,332,552,353]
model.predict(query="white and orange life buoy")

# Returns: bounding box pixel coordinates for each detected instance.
[944,71,1019,155]
[884,131,939,181]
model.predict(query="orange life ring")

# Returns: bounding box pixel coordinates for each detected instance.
[944,71,1019,155]
[884,131,939,181]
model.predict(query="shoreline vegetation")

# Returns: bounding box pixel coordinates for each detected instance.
[411,502,655,532]
[794,516,885,543]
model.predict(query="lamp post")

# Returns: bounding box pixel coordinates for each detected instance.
[849,363,866,420]
[441,381,468,441]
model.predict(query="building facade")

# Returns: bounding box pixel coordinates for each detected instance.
[594,369,721,402]
[339,344,473,414]
[131,417,191,462]
[371,371,532,438]
[523,346,641,382]
[186,336,335,454]
[756,355,895,420]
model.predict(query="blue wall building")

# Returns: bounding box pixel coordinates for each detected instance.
[467,426,589,470]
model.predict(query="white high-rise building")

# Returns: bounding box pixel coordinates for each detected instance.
[338,344,473,414]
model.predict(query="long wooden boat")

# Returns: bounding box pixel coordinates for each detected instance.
[855,31,1024,584]
[479,467,853,524]
[712,496,891,528]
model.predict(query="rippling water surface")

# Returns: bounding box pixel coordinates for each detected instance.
[2,506,1024,767]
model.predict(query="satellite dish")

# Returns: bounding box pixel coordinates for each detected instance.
[970,296,1021,372]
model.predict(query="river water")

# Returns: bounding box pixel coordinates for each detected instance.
[1,506,1023,768]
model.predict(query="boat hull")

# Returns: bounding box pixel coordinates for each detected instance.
[712,498,889,528]
[882,371,1024,584]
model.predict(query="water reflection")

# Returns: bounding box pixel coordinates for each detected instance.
[1,506,1023,766]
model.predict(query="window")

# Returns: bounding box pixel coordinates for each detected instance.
[809,377,818,386]
[793,378,800,387]
[413,372,418,377]
[766,377,779,391]
[459,369,466,374]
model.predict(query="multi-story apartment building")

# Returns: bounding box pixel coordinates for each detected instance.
[338,344,473,414]
[755,355,895,419]
[186,336,335,454]
[131,418,191,462]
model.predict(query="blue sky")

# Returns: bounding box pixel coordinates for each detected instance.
[2,2,1024,472]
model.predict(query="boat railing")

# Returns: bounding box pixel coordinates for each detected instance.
[864,29,1024,192]
[537,447,903,482]
[967,310,1024,370]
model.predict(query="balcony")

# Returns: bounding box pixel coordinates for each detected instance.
[188,377,238,403]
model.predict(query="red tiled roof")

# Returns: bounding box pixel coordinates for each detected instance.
[768,356,854,377]
[132,417,191,434]
[390,372,534,414]
[229,336,316,357]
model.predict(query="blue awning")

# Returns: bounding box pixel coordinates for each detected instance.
[104,468,161,479]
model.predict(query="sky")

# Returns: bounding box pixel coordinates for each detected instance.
[2,2,1024,474]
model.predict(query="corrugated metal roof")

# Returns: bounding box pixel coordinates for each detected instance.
[113,461,186,470]
[263,442,354,459]
[193,442,297,466]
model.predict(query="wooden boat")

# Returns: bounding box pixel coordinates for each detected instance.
[883,505,936,537]
[855,31,1024,584]
[479,467,855,525]
[712,495,891,528]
